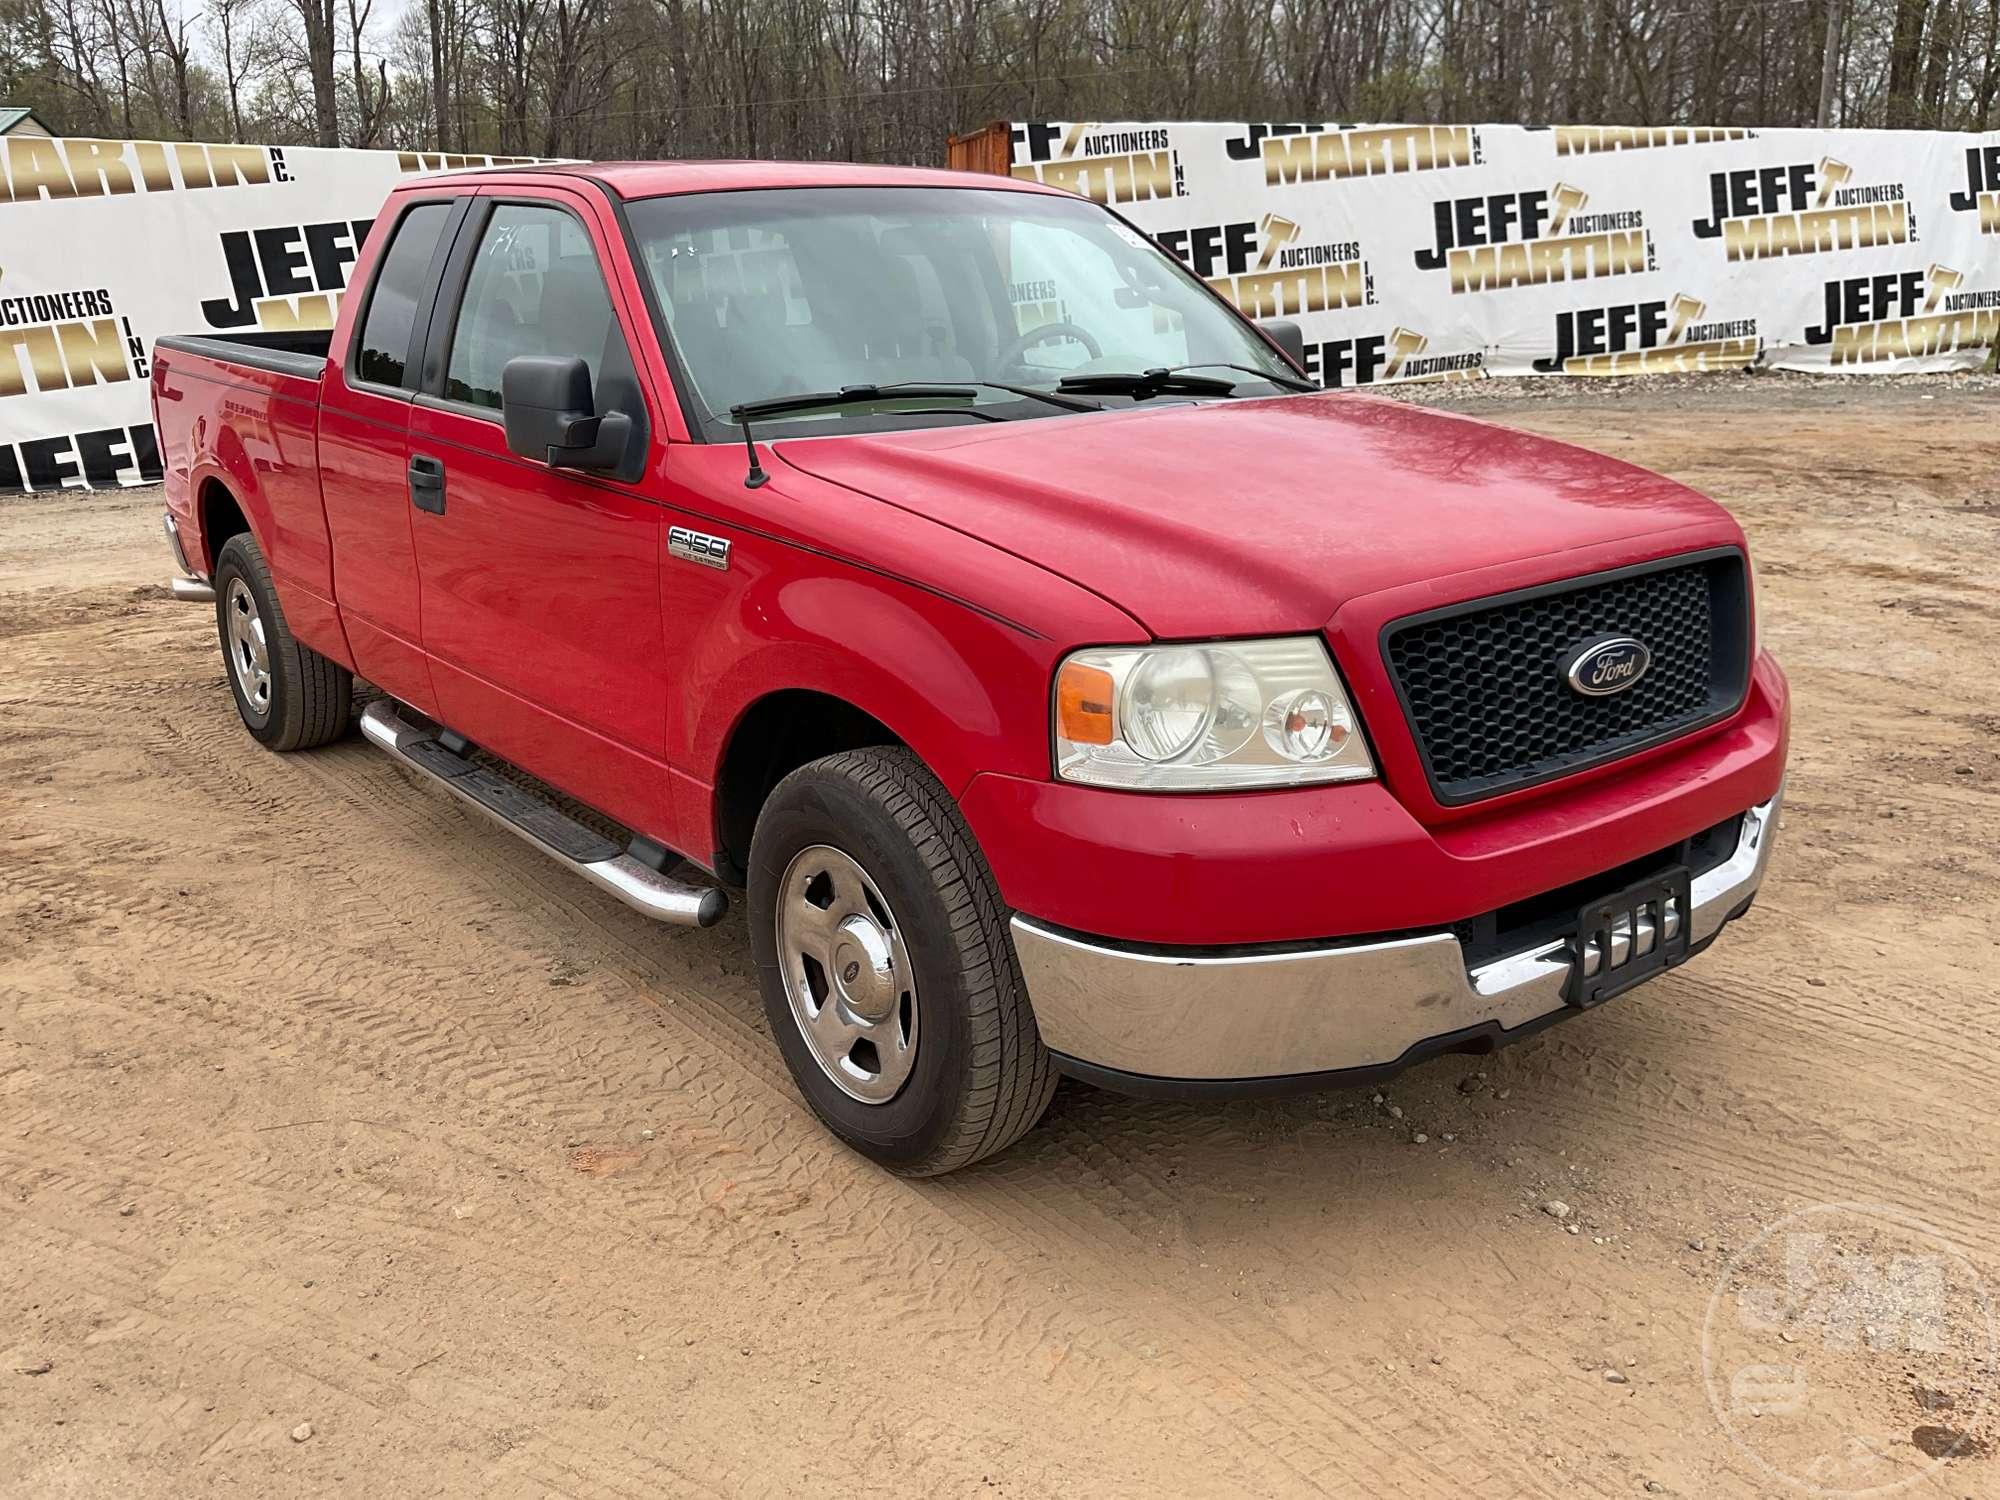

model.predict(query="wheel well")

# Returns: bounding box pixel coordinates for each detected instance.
[198,479,250,573]
[714,691,903,884]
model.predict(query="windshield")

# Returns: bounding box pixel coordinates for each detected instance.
[623,186,1300,438]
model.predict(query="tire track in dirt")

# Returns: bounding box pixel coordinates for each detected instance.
[8,750,1414,1488]
[0,579,1826,1498]
[12,807,1465,1494]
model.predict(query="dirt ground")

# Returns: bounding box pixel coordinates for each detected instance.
[3,375,1997,1498]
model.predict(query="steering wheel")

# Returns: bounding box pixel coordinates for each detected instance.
[999,319,1102,368]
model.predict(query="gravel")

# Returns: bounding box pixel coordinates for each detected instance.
[1380,366,2000,411]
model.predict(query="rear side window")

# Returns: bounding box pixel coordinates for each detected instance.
[355,202,452,388]
[444,203,620,410]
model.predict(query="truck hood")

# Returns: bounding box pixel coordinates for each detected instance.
[773,394,1731,638]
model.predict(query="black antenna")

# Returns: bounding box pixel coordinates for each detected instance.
[729,405,770,489]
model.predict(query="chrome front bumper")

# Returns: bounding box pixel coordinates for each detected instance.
[1011,790,1782,1089]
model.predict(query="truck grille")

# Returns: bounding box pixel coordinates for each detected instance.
[1382,550,1752,804]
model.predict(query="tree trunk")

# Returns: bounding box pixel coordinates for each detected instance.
[428,0,453,151]
[288,0,341,146]
[1919,0,1959,121]
[220,3,244,141]
[1978,0,2000,127]
[1884,0,1929,127]
[1816,0,1843,125]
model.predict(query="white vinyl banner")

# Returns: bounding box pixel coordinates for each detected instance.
[4,127,1995,489]
[0,137,537,492]
[1005,123,2000,390]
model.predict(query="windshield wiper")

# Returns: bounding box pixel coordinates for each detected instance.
[951,379,1102,413]
[731,383,979,424]
[728,384,974,487]
[732,380,1099,424]
[1057,365,1319,400]
[727,381,1099,488]
[1170,361,1319,393]
[1055,368,1239,400]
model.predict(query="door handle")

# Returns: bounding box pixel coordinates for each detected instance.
[408,454,446,515]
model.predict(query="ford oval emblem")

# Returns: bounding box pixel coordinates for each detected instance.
[1563,636,1651,697]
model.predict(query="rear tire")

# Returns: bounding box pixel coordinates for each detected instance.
[748,747,1057,1175]
[212,533,352,751]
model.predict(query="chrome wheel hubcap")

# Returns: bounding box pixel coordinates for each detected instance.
[776,844,918,1104]
[225,577,272,715]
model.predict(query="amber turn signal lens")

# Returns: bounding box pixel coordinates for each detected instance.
[1056,661,1116,746]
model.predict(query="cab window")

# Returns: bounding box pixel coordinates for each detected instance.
[354,201,452,389]
[443,203,625,410]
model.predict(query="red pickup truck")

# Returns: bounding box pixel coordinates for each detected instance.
[152,160,1788,1174]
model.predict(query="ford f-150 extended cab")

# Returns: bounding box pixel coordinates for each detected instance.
[152,160,1788,1175]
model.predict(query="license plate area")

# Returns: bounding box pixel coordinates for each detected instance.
[1567,866,1692,1008]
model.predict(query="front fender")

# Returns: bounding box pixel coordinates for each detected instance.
[656,449,1144,862]
[684,567,1056,801]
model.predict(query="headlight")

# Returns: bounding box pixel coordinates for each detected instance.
[1053,637,1375,790]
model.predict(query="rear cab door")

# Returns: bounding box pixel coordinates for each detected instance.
[318,189,472,715]
[404,180,676,838]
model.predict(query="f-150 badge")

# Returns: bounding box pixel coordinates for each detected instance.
[668,526,731,570]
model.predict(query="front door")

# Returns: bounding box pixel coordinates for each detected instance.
[407,189,673,836]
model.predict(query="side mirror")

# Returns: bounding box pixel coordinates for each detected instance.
[1257,318,1308,374]
[501,354,632,471]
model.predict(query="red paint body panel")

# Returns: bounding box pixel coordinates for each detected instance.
[150,345,355,670]
[773,393,1736,640]
[150,161,1791,955]
[318,383,436,710]
[662,446,1142,789]
[406,394,678,836]
[150,353,320,580]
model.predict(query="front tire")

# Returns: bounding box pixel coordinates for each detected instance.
[748,747,1057,1175]
[212,533,352,751]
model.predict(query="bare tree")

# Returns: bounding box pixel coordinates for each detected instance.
[276,0,340,144]
[425,0,455,149]
[8,0,1999,152]
[345,0,392,143]
[207,0,261,139]
[133,0,199,137]
[1886,0,1931,125]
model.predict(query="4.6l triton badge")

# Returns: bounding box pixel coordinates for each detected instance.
[1563,635,1652,696]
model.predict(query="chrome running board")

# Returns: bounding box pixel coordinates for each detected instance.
[359,699,726,928]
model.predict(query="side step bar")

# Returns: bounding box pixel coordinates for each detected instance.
[359,700,727,928]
